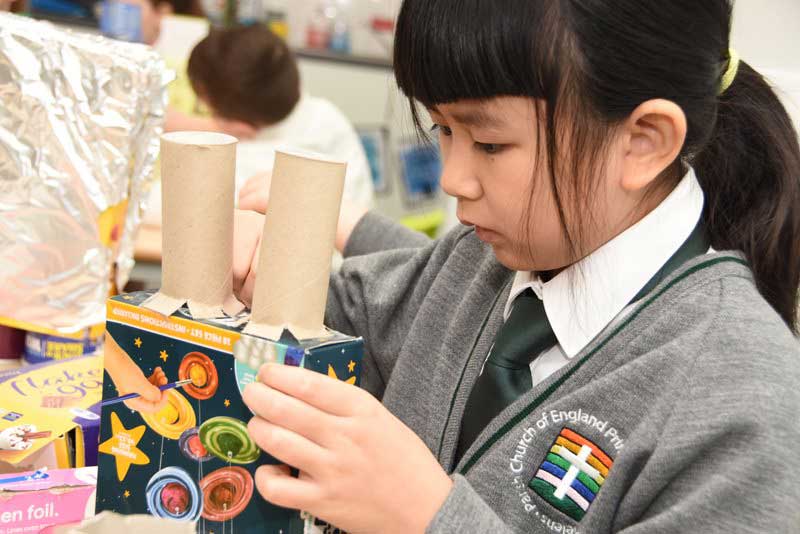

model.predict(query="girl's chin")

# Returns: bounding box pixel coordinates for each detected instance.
[491,246,532,272]
[491,244,569,273]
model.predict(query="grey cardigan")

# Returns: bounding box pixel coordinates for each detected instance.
[325,212,800,534]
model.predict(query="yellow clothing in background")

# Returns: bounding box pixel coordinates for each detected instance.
[165,58,206,116]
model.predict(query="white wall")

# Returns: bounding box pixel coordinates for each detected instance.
[732,0,800,131]
[732,0,800,72]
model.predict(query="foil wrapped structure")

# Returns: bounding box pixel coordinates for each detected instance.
[0,13,170,333]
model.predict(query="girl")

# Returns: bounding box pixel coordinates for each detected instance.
[234,1,800,532]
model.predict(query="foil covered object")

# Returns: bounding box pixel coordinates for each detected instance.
[0,13,170,333]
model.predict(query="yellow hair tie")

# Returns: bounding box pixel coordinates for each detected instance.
[719,49,740,94]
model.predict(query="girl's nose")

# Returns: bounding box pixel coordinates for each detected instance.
[440,149,482,201]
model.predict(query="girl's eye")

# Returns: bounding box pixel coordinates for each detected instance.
[477,142,503,154]
[431,124,453,137]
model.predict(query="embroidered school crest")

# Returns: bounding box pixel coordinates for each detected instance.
[528,427,614,521]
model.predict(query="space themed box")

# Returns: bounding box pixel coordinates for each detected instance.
[95,291,363,534]
[0,355,103,472]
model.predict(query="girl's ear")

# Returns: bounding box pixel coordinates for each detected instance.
[618,99,687,192]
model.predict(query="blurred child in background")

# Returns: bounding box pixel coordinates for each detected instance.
[187,24,374,211]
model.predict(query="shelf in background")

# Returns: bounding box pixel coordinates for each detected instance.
[295,47,392,70]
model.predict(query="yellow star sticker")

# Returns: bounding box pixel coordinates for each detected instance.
[160,350,168,362]
[98,412,150,481]
[347,360,356,373]
[224,399,230,407]
[134,338,142,348]
[328,365,356,385]
[123,490,131,498]
[122,295,134,301]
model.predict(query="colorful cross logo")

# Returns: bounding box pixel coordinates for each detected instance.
[529,427,614,521]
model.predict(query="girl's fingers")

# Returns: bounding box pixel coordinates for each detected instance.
[239,174,267,199]
[255,464,322,511]
[248,417,330,476]
[233,211,262,282]
[238,189,256,208]
[238,268,257,308]
[240,176,261,195]
[258,363,367,416]
[238,191,265,213]
[243,382,334,446]
[238,180,262,204]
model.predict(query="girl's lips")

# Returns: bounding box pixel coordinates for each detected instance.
[474,225,502,243]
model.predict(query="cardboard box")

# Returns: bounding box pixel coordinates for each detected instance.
[0,467,97,534]
[95,291,363,534]
[0,357,103,473]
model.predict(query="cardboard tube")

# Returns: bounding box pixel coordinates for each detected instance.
[245,149,346,340]
[143,132,243,319]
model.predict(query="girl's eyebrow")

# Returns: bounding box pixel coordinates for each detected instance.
[450,109,504,129]
[427,106,505,129]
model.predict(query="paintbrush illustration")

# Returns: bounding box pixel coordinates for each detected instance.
[101,378,193,407]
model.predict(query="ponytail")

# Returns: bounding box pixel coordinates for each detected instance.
[693,61,800,332]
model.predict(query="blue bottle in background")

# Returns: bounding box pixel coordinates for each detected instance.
[328,3,350,54]
[99,0,143,43]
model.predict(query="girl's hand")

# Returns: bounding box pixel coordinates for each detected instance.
[231,204,369,308]
[243,364,453,534]
[232,209,265,307]
[238,172,272,214]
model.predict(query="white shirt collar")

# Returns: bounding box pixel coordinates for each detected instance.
[504,167,705,358]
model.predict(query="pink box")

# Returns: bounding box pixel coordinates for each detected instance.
[0,467,96,534]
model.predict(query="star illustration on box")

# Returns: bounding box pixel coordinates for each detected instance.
[96,145,364,533]
[98,412,150,481]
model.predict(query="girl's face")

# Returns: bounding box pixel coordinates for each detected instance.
[431,97,664,273]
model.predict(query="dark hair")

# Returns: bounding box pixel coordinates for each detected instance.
[188,25,300,126]
[150,0,204,16]
[394,0,800,332]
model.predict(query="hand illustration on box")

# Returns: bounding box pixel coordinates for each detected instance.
[103,331,168,414]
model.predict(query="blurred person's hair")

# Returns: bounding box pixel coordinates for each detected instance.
[188,25,300,127]
[151,0,204,16]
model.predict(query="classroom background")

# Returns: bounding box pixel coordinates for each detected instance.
[0,0,798,531]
